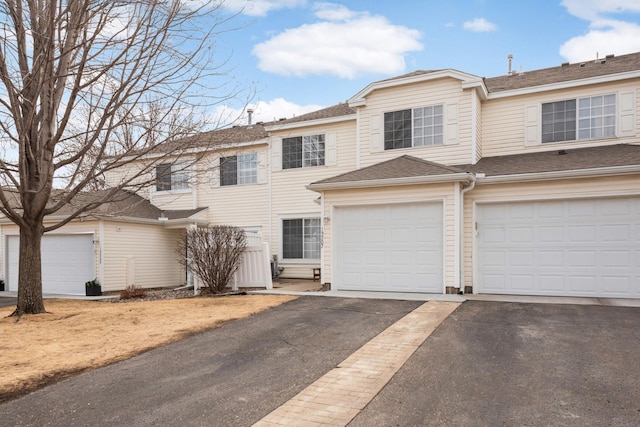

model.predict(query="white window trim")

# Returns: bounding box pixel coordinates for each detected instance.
[153,162,191,194]
[279,213,321,263]
[540,92,619,145]
[383,104,445,151]
[220,153,258,186]
[282,134,326,170]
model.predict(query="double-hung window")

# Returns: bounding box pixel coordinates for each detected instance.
[155,163,189,191]
[542,94,616,143]
[282,134,325,169]
[220,154,257,186]
[282,218,321,260]
[384,105,443,150]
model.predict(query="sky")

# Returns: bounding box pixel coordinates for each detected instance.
[209,0,640,125]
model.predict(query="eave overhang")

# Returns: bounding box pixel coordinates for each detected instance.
[307,172,473,192]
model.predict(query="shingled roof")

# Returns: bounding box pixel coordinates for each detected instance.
[458,143,640,177]
[484,51,640,93]
[26,189,206,221]
[266,103,356,126]
[311,155,466,186]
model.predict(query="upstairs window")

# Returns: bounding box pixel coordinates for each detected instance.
[220,154,257,186]
[155,163,189,191]
[282,218,321,260]
[542,94,616,143]
[384,105,443,150]
[282,134,325,169]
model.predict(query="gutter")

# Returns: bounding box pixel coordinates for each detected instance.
[475,164,640,184]
[307,172,473,192]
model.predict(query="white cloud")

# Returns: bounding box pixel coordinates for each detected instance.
[221,0,307,17]
[252,3,422,78]
[562,0,640,20]
[560,20,640,62]
[560,1,640,62]
[213,98,325,126]
[463,18,497,32]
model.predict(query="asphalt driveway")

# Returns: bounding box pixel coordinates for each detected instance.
[0,296,422,426]
[350,300,640,426]
[0,296,16,308]
[1,297,638,426]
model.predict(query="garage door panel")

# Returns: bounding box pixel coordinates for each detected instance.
[7,234,94,295]
[510,251,534,267]
[538,275,565,292]
[510,275,534,291]
[568,251,596,267]
[510,227,535,243]
[539,251,564,267]
[601,276,632,294]
[335,202,443,293]
[478,197,640,298]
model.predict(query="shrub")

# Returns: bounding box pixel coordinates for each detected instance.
[177,225,247,294]
[120,285,147,300]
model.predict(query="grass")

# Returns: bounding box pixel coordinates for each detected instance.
[0,295,296,402]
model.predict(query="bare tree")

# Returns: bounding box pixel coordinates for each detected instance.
[0,0,249,315]
[177,226,247,294]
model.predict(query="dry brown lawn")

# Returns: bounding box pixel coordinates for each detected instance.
[0,295,296,401]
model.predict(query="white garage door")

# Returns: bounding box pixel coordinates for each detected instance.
[7,234,95,295]
[477,197,640,298]
[334,202,443,293]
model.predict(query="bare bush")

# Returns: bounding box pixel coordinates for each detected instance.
[119,285,148,300]
[178,226,247,294]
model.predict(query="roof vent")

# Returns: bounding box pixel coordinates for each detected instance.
[246,108,254,127]
[507,53,513,75]
[580,63,586,67]
[558,150,567,155]
[279,117,286,121]
[561,62,570,67]
[606,54,615,59]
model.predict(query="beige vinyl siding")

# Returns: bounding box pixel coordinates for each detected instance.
[270,121,357,278]
[322,183,457,288]
[197,146,271,242]
[102,220,183,291]
[482,81,638,157]
[0,221,100,285]
[463,174,640,290]
[357,77,474,168]
[474,89,483,163]
[150,191,195,210]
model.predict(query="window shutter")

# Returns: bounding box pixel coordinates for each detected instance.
[619,91,636,137]
[524,104,540,146]
[445,103,458,145]
[210,157,220,187]
[272,138,282,171]
[325,132,337,166]
[370,113,383,152]
[257,151,267,183]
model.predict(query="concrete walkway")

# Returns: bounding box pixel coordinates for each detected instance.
[254,301,460,427]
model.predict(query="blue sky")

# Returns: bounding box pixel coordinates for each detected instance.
[211,0,640,124]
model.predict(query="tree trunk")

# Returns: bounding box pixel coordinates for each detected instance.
[11,222,46,316]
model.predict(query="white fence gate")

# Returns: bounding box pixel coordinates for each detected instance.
[193,232,272,294]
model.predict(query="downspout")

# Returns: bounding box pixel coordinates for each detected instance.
[355,108,361,169]
[458,174,476,294]
[320,190,325,284]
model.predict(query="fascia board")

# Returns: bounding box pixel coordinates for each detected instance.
[307,172,472,192]
[486,70,640,100]
[348,70,484,106]
[264,114,356,132]
[476,165,640,184]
